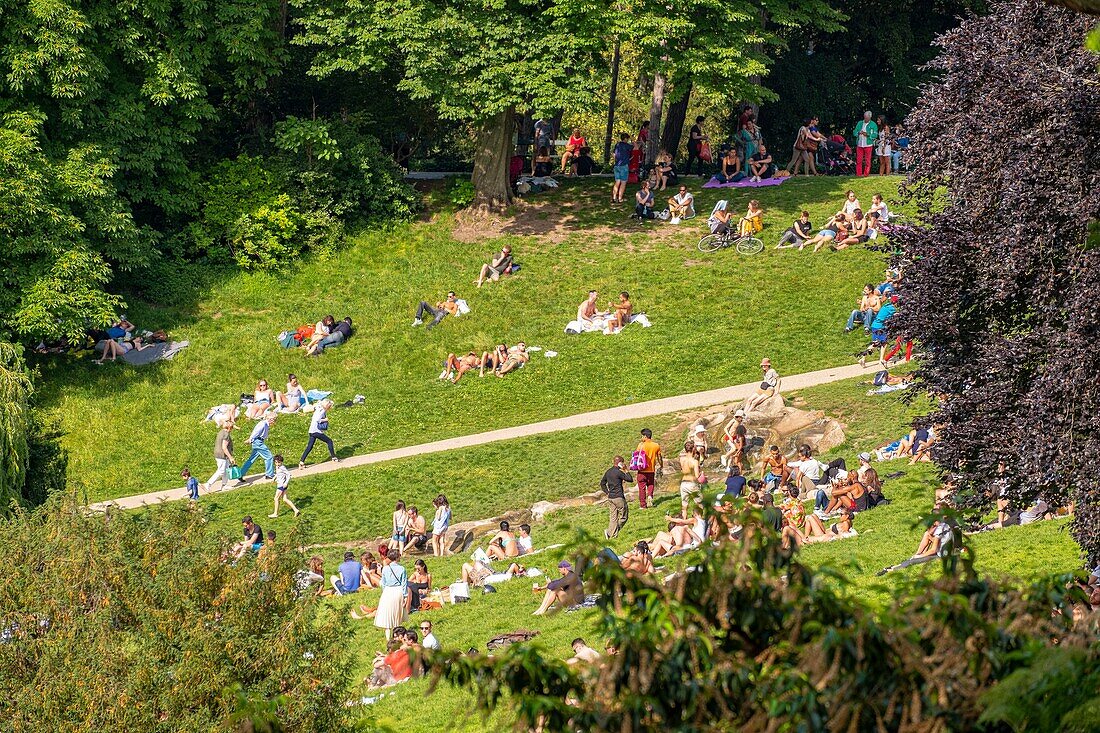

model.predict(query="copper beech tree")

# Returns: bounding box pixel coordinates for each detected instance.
[893,0,1100,557]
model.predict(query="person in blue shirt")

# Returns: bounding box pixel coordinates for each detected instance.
[876,269,900,296]
[611,133,633,205]
[331,551,362,595]
[375,549,409,641]
[235,414,277,484]
[721,464,747,501]
[870,295,898,345]
[182,467,199,501]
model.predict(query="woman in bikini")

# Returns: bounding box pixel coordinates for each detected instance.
[487,520,520,560]
[649,511,708,558]
[277,373,308,412]
[480,343,509,377]
[834,209,868,250]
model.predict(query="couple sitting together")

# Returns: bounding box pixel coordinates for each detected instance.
[439,342,529,383]
[630,183,695,223]
[566,290,649,334]
[707,200,764,237]
[90,317,160,364]
[459,521,535,586]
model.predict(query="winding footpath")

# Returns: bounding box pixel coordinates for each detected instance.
[89,361,884,512]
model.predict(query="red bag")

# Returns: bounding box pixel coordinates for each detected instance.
[699,142,713,163]
[294,325,314,343]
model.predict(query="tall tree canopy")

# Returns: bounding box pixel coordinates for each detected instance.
[894,0,1100,558]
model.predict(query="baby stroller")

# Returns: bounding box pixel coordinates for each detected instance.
[818,139,855,176]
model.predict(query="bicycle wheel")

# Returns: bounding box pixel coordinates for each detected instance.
[697,234,727,253]
[736,236,764,255]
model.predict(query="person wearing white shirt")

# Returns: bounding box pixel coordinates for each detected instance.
[269,455,300,518]
[419,620,441,651]
[667,186,694,224]
[517,524,533,555]
[299,399,338,469]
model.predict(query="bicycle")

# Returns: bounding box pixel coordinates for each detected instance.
[697,225,764,255]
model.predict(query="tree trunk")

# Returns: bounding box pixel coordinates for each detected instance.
[603,39,622,165]
[646,72,666,166]
[471,108,514,211]
[660,82,692,159]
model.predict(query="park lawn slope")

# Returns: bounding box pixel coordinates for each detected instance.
[36,175,900,501]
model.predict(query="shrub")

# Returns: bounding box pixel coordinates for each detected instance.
[447,177,476,208]
[229,194,306,271]
[189,155,290,263]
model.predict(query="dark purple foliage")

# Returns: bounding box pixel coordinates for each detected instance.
[896,0,1100,559]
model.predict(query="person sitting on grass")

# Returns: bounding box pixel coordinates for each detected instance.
[276,373,308,413]
[406,558,432,612]
[667,185,694,224]
[654,149,675,190]
[486,521,520,560]
[779,485,829,545]
[533,561,584,615]
[708,200,733,235]
[605,292,633,332]
[245,379,276,420]
[748,144,775,181]
[776,211,814,250]
[803,214,847,253]
[568,638,602,664]
[496,342,529,377]
[329,551,362,594]
[577,290,603,327]
[360,551,383,589]
[476,245,513,288]
[532,145,552,177]
[620,540,655,575]
[632,180,656,220]
[649,510,709,558]
[480,343,509,377]
[834,209,869,250]
[307,316,352,355]
[820,453,879,515]
[440,351,481,383]
[739,199,763,236]
[412,292,459,329]
[869,193,894,222]
[846,284,882,334]
[302,315,335,352]
[716,147,743,184]
[837,190,861,218]
[402,506,429,554]
[744,357,780,413]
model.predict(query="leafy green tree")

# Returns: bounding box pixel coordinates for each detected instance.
[0,498,365,732]
[429,513,1085,731]
[0,343,33,514]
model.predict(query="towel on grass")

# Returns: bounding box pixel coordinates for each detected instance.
[702,175,788,189]
[564,313,651,335]
[122,340,190,365]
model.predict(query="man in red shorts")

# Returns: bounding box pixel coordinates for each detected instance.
[635,428,664,509]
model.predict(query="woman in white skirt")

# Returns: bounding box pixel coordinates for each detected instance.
[374,548,408,641]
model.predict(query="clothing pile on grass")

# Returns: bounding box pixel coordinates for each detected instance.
[515,176,559,196]
[565,313,651,335]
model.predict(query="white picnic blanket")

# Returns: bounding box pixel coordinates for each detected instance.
[565,313,651,336]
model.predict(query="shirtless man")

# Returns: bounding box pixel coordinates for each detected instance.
[479,343,509,377]
[440,351,480,383]
[678,441,704,518]
[577,290,604,327]
[761,444,791,491]
[496,342,529,377]
[401,506,429,553]
[605,291,633,332]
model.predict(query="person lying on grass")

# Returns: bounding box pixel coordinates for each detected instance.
[302,315,335,351]
[476,245,513,288]
[876,503,956,576]
[479,343,509,377]
[306,316,353,355]
[620,540,655,576]
[806,214,849,253]
[94,332,150,364]
[440,351,480,383]
[460,557,525,586]
[533,561,584,615]
[496,342,529,377]
[412,292,458,329]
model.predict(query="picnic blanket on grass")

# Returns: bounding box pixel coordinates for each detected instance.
[121,340,189,365]
[702,175,788,189]
[565,313,651,335]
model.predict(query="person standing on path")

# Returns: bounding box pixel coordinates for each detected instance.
[299,399,338,469]
[269,455,300,519]
[600,456,634,539]
[204,418,235,491]
[852,111,879,177]
[375,548,409,642]
[686,116,708,175]
[635,428,664,509]
[236,414,277,484]
[182,468,199,502]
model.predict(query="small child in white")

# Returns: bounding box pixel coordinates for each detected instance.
[269,455,300,519]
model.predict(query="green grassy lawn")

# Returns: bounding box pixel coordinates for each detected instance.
[36,175,903,501]
[167,374,1080,733]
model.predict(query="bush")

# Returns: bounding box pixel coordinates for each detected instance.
[189,155,290,263]
[447,177,476,208]
[229,194,306,271]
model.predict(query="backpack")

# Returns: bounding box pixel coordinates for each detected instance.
[873,370,889,386]
[629,450,649,472]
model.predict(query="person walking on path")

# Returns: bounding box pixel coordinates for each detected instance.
[269,455,300,519]
[600,456,635,539]
[853,111,879,177]
[236,414,277,484]
[182,468,199,502]
[204,418,235,491]
[635,428,664,509]
[299,399,338,469]
[375,548,409,642]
